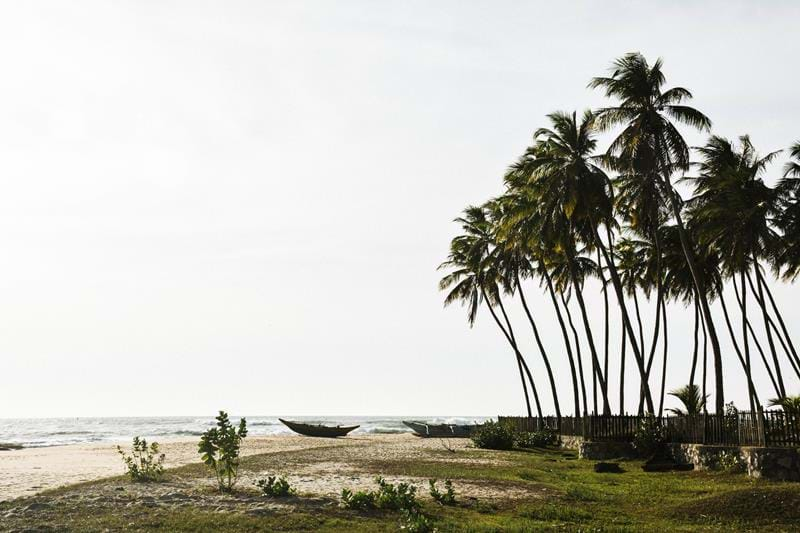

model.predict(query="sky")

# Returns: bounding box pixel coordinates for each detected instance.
[0,1,798,418]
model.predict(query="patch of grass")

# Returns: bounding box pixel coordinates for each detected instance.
[519,502,592,522]
[564,483,601,502]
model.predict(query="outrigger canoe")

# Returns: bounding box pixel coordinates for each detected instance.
[279,418,359,438]
[402,420,476,438]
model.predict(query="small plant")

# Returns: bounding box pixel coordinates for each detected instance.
[198,411,248,492]
[429,479,456,505]
[470,420,515,450]
[375,476,420,511]
[401,508,436,532]
[341,488,377,510]
[514,428,557,448]
[717,450,745,473]
[117,437,165,482]
[632,414,666,458]
[256,476,295,497]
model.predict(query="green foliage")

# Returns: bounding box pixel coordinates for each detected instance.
[632,414,666,457]
[340,488,376,510]
[198,411,248,492]
[428,479,456,506]
[470,420,515,450]
[717,451,746,473]
[514,428,558,448]
[667,384,707,415]
[400,508,435,533]
[256,476,295,497]
[768,395,800,414]
[117,437,165,482]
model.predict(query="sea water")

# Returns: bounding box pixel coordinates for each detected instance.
[0,416,489,448]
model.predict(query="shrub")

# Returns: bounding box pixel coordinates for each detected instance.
[198,411,248,492]
[341,488,377,510]
[514,428,558,448]
[470,421,515,450]
[429,479,456,505]
[117,437,165,482]
[632,414,666,458]
[401,508,435,533]
[256,476,295,497]
[717,450,745,473]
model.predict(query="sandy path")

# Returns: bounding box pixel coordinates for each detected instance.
[0,435,345,500]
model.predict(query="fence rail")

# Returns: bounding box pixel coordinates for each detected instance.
[498,410,800,448]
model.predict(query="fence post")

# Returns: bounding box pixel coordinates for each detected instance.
[756,407,767,447]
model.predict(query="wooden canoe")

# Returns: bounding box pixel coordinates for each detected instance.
[279,419,359,438]
[403,420,476,438]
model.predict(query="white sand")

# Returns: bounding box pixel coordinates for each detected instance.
[0,435,345,500]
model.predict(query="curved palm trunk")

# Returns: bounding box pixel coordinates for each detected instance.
[689,298,700,387]
[747,261,786,397]
[597,248,610,414]
[632,290,646,357]
[561,292,589,416]
[720,291,767,406]
[658,177,725,414]
[657,297,669,417]
[590,225,655,414]
[480,287,533,417]
[515,273,562,420]
[733,281,780,401]
[701,311,708,414]
[542,268,582,418]
[566,254,611,415]
[747,268,800,380]
[760,276,800,369]
[496,296,544,419]
[739,270,758,414]
[619,325,627,414]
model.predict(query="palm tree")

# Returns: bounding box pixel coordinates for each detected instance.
[439,206,540,417]
[768,395,800,414]
[590,53,728,414]
[687,135,784,403]
[667,384,708,416]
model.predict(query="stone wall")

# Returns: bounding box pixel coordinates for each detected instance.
[560,435,636,460]
[667,443,800,481]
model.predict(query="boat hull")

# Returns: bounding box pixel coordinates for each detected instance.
[279,419,359,438]
[402,420,476,438]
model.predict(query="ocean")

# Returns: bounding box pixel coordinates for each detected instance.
[0,416,490,448]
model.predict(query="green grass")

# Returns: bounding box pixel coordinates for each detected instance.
[2,444,799,532]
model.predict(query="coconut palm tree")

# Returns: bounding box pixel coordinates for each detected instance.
[687,135,784,402]
[439,206,540,417]
[589,53,728,414]
[667,384,708,415]
[768,395,800,414]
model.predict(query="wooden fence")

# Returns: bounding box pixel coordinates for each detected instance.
[498,410,800,448]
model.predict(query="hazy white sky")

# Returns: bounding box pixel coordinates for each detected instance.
[0,1,798,417]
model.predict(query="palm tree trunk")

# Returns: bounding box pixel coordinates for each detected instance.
[689,298,700,387]
[658,176,725,414]
[496,295,544,419]
[480,287,533,417]
[633,290,646,357]
[739,270,758,414]
[749,258,786,397]
[733,281,780,401]
[620,324,627,414]
[701,308,708,414]
[759,273,800,367]
[562,292,589,416]
[515,273,562,420]
[747,267,800,380]
[589,225,655,413]
[566,252,611,415]
[542,268,581,417]
[719,291,767,406]
[658,297,668,417]
[598,248,610,413]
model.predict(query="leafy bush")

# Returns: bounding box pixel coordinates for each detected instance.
[401,508,435,533]
[198,411,248,492]
[514,428,558,448]
[341,488,377,510]
[632,414,666,458]
[117,437,165,482]
[717,451,745,473]
[429,479,456,505]
[470,421,516,450]
[341,477,420,512]
[256,476,295,497]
